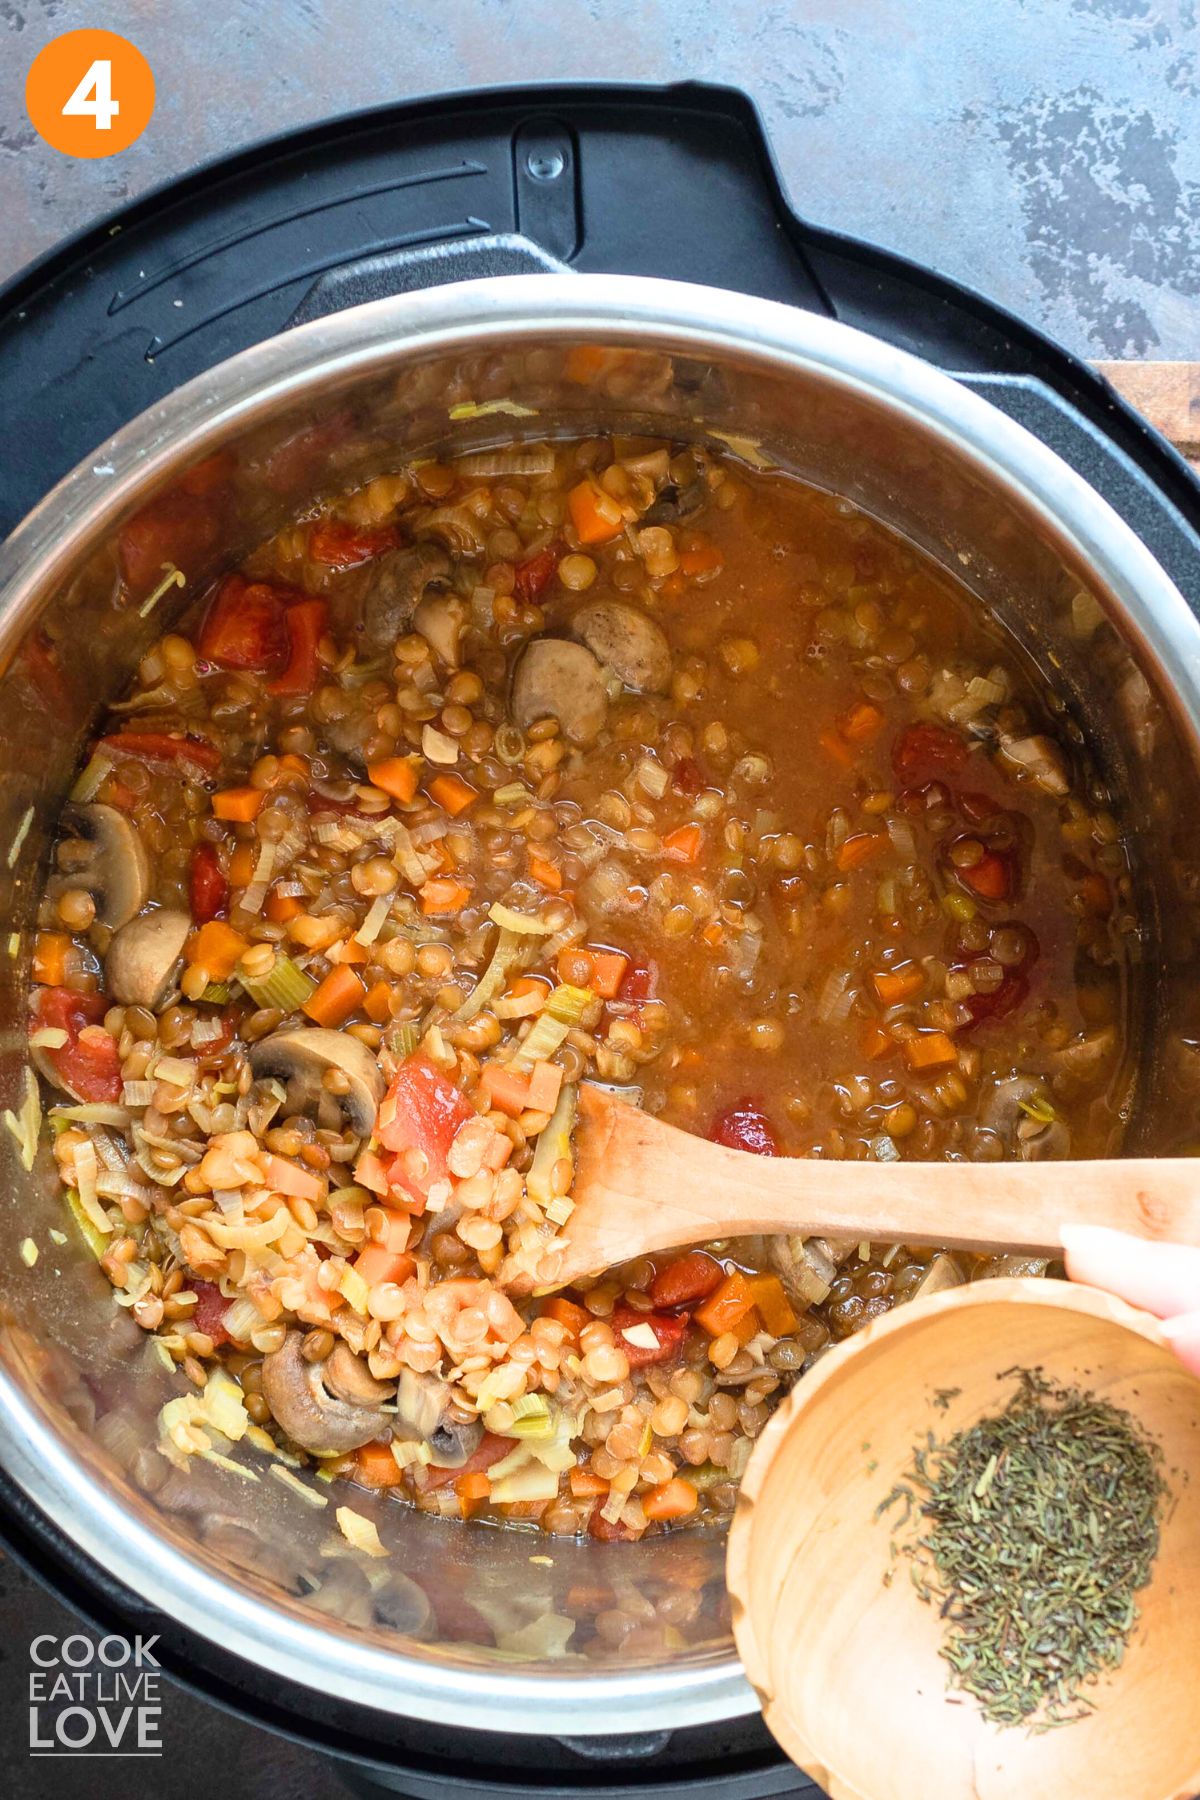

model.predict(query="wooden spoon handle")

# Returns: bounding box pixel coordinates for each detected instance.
[561,1088,1200,1284]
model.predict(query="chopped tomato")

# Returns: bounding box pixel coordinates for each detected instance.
[649,1251,724,1310]
[309,519,402,568]
[708,1098,778,1156]
[188,843,228,923]
[31,987,120,1103]
[100,732,221,775]
[377,1054,474,1204]
[176,451,235,498]
[589,1500,641,1541]
[197,575,289,672]
[268,598,327,696]
[892,723,969,785]
[952,925,1039,1029]
[610,1302,689,1367]
[616,958,658,1024]
[420,1431,514,1493]
[190,1278,232,1347]
[513,546,558,601]
[671,755,706,797]
[958,790,1000,824]
[957,848,1013,902]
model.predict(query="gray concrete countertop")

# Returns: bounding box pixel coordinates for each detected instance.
[3,0,1200,360]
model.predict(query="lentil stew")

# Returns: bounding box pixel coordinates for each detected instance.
[26,428,1135,1543]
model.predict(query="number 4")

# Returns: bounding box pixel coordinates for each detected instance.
[62,59,120,131]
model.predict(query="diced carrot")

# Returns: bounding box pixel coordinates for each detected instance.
[528,852,563,891]
[732,1308,761,1345]
[480,1064,532,1118]
[543,1296,592,1340]
[364,979,393,1024]
[557,946,628,999]
[903,1031,958,1071]
[32,932,70,986]
[367,755,420,804]
[266,889,303,922]
[275,752,310,782]
[701,920,724,947]
[694,1269,756,1337]
[229,842,256,887]
[959,851,1009,901]
[745,1273,798,1336]
[420,877,472,914]
[356,1442,405,1489]
[643,1478,699,1521]
[527,1059,564,1113]
[872,965,925,1005]
[569,1466,610,1497]
[564,344,609,385]
[663,824,703,864]
[187,920,247,979]
[678,539,724,577]
[840,700,886,744]
[819,728,854,768]
[330,938,369,966]
[836,832,884,872]
[456,1470,492,1505]
[303,964,365,1027]
[212,787,264,823]
[567,478,624,546]
[353,1243,416,1289]
[354,1148,390,1196]
[428,773,477,817]
[503,1499,550,1521]
[861,1021,895,1061]
[263,1155,323,1202]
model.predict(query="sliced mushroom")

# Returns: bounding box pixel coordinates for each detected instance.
[907,1252,966,1302]
[392,1367,482,1468]
[997,733,1070,796]
[511,638,608,746]
[261,1332,392,1454]
[249,1027,384,1136]
[105,908,191,1008]
[642,477,707,525]
[574,601,671,695]
[324,1342,395,1407]
[49,803,150,930]
[363,543,451,648]
[768,1235,837,1310]
[975,1253,1051,1280]
[413,591,467,667]
[980,1075,1071,1161]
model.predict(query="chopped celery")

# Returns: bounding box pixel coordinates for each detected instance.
[69,751,114,804]
[237,954,316,1013]
[545,983,594,1026]
[490,1462,561,1505]
[527,1083,577,1207]
[65,1187,111,1259]
[493,782,533,807]
[452,926,524,1023]
[448,398,538,421]
[388,1019,423,1060]
[199,981,231,1005]
[514,1013,569,1068]
[488,902,554,935]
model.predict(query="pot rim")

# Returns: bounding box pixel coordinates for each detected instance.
[1,272,1198,1734]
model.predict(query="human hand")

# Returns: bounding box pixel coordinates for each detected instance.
[1061,1225,1200,1377]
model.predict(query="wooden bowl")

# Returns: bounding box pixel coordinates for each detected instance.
[727,1278,1200,1800]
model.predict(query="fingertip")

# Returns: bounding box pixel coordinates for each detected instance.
[1159,1310,1200,1379]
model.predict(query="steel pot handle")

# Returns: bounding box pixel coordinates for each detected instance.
[286,231,572,328]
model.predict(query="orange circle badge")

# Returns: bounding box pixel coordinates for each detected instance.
[26,29,154,159]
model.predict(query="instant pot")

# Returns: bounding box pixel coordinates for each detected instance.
[2,83,1200,1800]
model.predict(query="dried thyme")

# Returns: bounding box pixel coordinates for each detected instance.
[879,1369,1166,1730]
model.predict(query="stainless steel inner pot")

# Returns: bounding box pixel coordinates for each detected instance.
[2,274,1200,1737]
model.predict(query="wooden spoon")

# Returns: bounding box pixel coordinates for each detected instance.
[509,1085,1200,1292]
[726,1279,1200,1800]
